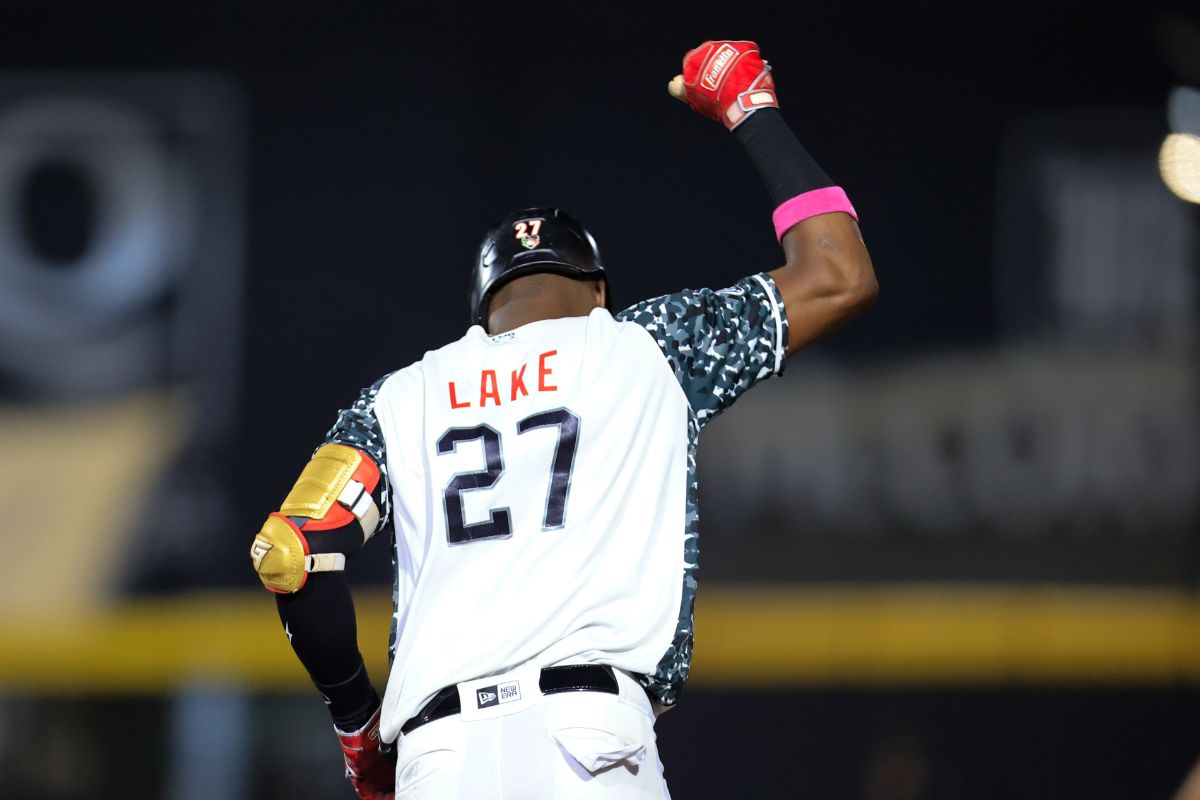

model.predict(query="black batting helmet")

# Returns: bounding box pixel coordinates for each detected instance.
[470,207,613,330]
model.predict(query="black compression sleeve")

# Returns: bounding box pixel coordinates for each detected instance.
[276,572,379,730]
[734,108,833,207]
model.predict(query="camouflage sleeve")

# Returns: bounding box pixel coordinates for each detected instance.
[616,273,788,427]
[324,372,394,534]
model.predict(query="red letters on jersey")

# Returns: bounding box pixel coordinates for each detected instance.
[538,350,557,392]
[511,364,528,401]
[447,349,558,410]
[481,370,500,406]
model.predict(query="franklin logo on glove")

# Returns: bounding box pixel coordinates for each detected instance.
[701,43,738,91]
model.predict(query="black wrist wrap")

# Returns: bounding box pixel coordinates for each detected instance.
[734,108,833,208]
[318,660,380,731]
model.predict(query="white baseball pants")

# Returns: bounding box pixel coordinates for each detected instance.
[393,665,671,799]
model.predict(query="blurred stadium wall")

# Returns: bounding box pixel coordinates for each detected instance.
[0,3,1198,799]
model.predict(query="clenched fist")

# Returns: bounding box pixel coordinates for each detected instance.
[336,704,396,800]
[668,40,778,130]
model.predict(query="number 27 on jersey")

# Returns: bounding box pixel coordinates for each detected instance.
[436,408,580,546]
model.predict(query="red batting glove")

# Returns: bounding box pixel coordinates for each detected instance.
[673,40,779,130]
[335,704,396,800]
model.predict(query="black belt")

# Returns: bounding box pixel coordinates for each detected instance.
[400,664,618,735]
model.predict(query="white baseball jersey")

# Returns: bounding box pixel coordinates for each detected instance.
[324,273,789,743]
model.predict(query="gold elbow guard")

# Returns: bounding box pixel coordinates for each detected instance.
[251,513,348,594]
[251,514,310,594]
[281,444,363,519]
[251,443,382,594]
[281,444,381,538]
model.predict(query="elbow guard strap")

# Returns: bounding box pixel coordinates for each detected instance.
[251,444,382,594]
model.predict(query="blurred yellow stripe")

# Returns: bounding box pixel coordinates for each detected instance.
[691,585,1200,686]
[0,585,1197,692]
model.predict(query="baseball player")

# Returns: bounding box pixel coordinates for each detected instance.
[250,40,875,798]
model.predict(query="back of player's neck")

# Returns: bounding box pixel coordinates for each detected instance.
[488,301,589,335]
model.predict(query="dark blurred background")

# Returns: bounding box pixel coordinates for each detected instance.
[0,2,1198,798]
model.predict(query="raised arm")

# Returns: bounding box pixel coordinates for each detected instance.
[669,40,877,356]
[770,198,875,356]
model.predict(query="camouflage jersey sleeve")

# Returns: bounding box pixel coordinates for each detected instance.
[323,372,395,535]
[615,273,789,428]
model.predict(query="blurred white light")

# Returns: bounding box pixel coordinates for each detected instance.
[1159,133,1200,204]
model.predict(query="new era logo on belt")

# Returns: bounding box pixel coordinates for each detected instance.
[476,680,521,709]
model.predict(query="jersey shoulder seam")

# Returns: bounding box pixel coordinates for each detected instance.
[612,317,697,418]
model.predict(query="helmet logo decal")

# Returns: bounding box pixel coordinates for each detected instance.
[514,218,543,249]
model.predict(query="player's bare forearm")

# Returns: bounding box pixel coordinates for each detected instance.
[771,211,876,356]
